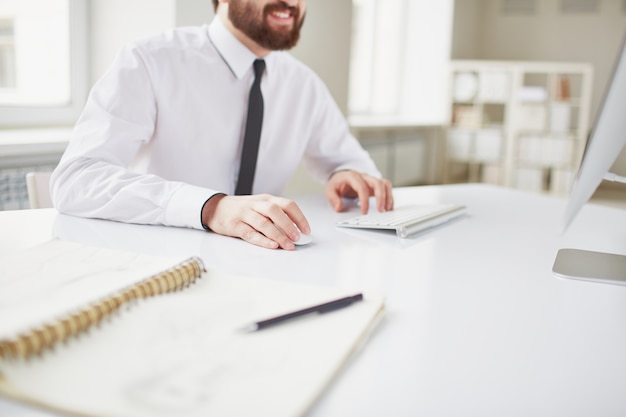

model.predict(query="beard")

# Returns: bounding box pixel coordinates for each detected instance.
[228,0,305,50]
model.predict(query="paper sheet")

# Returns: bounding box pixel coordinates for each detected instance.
[0,239,189,339]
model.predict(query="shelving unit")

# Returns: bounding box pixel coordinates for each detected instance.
[445,60,593,195]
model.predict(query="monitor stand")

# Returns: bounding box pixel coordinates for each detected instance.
[553,248,626,285]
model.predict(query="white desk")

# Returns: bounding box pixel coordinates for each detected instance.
[1,184,626,417]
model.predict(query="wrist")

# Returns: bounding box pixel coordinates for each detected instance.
[201,193,226,231]
[328,169,351,181]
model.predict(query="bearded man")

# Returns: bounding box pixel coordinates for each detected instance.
[51,0,393,250]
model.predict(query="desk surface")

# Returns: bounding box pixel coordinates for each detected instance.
[1,184,626,417]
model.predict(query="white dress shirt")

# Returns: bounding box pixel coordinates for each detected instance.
[50,17,380,230]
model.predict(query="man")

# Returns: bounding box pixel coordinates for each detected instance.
[50,0,393,250]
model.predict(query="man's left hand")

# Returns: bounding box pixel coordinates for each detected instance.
[324,170,394,215]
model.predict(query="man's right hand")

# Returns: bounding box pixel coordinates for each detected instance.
[201,194,311,250]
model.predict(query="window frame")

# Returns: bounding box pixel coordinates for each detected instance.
[0,0,88,127]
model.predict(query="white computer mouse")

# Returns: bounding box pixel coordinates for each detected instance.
[278,225,313,246]
[293,232,313,246]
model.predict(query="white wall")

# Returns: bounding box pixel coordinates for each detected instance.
[289,1,352,114]
[175,0,213,27]
[450,0,481,59]
[89,0,176,83]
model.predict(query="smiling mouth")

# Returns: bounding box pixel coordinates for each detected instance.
[266,5,297,26]
[271,10,292,19]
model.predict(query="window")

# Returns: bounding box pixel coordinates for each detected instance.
[0,0,87,126]
[348,0,454,125]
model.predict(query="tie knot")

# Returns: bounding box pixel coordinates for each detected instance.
[253,59,266,79]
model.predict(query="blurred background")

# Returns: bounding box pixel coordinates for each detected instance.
[0,0,625,210]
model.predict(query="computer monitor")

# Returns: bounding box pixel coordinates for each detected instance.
[552,33,626,285]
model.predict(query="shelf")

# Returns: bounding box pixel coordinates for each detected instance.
[445,60,593,195]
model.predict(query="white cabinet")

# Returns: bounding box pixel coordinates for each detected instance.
[446,60,593,195]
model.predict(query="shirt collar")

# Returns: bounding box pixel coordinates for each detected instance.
[208,16,273,80]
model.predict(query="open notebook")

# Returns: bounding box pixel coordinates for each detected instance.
[0,239,384,417]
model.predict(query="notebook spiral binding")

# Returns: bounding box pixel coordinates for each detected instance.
[0,257,206,360]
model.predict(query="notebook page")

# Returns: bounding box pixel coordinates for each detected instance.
[0,239,189,339]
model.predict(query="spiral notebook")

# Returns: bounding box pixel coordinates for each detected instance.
[0,239,205,359]
[0,239,385,417]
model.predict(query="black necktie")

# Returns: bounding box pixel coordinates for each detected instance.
[235,59,265,195]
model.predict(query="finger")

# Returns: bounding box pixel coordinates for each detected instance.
[254,197,306,241]
[326,171,372,213]
[348,175,372,214]
[384,179,394,210]
[244,207,296,250]
[325,171,354,212]
[369,177,392,212]
[324,187,344,213]
[274,197,311,235]
[368,177,386,212]
[237,223,282,250]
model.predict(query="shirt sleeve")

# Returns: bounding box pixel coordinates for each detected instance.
[50,43,214,230]
[301,74,382,182]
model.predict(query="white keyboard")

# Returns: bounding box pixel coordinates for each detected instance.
[336,204,466,238]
